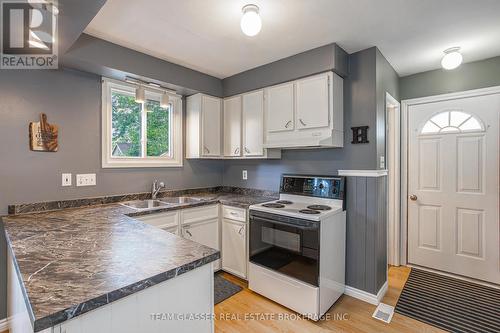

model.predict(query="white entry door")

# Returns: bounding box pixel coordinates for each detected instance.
[408,92,500,284]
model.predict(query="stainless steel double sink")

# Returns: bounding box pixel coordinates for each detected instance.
[120,197,202,211]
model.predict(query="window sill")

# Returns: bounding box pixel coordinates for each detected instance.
[102,159,183,168]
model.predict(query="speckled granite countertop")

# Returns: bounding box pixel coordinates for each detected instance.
[2,188,276,332]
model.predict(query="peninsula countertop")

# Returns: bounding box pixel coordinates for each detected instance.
[2,189,275,332]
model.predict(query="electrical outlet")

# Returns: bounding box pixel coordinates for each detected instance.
[76,174,96,187]
[242,170,248,180]
[62,173,72,187]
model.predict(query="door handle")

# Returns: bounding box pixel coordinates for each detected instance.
[238,226,244,236]
[203,146,210,154]
[184,229,192,237]
[234,147,240,155]
[244,147,251,154]
[409,194,418,201]
[285,120,292,128]
[299,118,306,126]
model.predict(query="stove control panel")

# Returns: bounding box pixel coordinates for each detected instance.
[280,175,345,200]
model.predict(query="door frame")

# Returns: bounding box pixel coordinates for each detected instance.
[401,85,500,266]
[386,92,401,266]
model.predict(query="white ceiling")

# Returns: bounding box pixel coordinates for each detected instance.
[85,0,500,78]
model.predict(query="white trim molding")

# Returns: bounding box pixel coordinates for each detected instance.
[0,318,8,331]
[344,281,388,305]
[338,170,388,177]
[101,77,184,168]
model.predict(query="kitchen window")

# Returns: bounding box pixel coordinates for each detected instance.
[101,78,183,167]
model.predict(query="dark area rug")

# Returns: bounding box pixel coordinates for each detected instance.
[395,268,500,333]
[214,274,243,305]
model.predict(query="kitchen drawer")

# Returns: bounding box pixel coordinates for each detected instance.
[181,204,219,225]
[222,206,246,222]
[134,210,179,228]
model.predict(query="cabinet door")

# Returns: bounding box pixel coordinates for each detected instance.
[265,82,294,133]
[201,95,222,156]
[223,96,242,157]
[222,219,247,279]
[182,218,220,270]
[242,90,264,156]
[296,73,330,130]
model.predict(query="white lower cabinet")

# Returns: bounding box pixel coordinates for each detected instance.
[221,206,247,279]
[182,218,220,271]
[133,211,179,235]
[222,218,247,279]
[180,205,221,271]
[135,204,250,277]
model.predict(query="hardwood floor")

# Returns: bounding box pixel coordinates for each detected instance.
[215,266,445,333]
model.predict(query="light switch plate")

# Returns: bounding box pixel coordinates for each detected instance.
[76,174,96,187]
[62,173,72,187]
[242,170,248,180]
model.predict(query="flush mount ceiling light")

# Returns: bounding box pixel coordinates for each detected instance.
[135,86,145,104]
[241,4,262,37]
[441,47,463,70]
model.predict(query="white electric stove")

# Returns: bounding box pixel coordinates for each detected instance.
[248,175,346,320]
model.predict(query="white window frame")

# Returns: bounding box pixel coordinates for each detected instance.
[101,77,183,168]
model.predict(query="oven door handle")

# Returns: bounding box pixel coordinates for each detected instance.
[250,215,318,231]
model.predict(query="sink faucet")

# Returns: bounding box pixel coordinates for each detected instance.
[151,180,165,199]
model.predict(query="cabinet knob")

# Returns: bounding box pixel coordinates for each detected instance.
[409,194,418,201]
[285,120,292,129]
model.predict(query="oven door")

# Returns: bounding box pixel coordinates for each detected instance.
[249,210,320,287]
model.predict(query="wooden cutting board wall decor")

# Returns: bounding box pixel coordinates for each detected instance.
[29,113,59,152]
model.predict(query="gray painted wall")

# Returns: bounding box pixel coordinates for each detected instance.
[63,34,223,97]
[222,43,348,97]
[58,0,107,55]
[400,56,500,100]
[0,68,223,319]
[375,48,400,167]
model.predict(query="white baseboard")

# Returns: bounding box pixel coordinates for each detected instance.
[0,318,8,331]
[344,281,388,305]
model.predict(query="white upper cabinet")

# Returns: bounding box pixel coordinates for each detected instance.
[296,74,330,130]
[202,95,222,156]
[264,72,343,149]
[265,82,295,133]
[242,90,264,156]
[223,96,242,157]
[186,93,222,158]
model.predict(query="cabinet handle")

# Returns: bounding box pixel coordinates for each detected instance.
[203,146,210,154]
[185,229,192,237]
[238,226,244,235]
[244,147,251,154]
[234,147,240,155]
[299,118,306,126]
[285,120,292,129]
